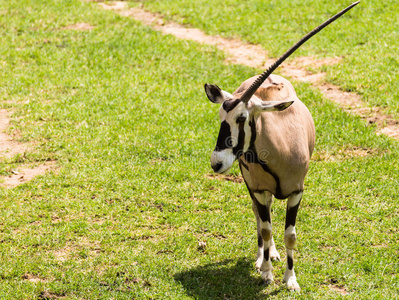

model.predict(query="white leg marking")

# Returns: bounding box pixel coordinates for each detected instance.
[269,236,280,261]
[288,192,302,208]
[253,191,272,206]
[255,245,263,270]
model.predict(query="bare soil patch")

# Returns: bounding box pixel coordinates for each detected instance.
[62,22,95,31]
[2,161,57,188]
[0,109,29,158]
[38,291,66,300]
[312,147,383,162]
[98,1,399,140]
[0,109,57,188]
[292,56,343,68]
[206,173,243,184]
[53,246,72,262]
[328,284,348,295]
[22,273,47,283]
[53,238,102,262]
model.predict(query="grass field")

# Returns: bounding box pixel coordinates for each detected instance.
[137,0,399,117]
[0,0,398,299]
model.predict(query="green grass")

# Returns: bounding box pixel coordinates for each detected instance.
[135,0,399,118]
[0,0,398,299]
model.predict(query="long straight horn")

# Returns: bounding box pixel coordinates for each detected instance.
[240,1,360,104]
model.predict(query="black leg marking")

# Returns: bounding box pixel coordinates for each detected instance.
[264,249,270,262]
[258,234,263,248]
[247,189,271,223]
[254,199,271,223]
[287,256,294,270]
[285,201,301,230]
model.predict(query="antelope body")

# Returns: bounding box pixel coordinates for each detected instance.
[235,75,315,199]
[204,2,359,290]
[205,74,315,290]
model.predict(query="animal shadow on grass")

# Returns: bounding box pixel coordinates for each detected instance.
[174,258,284,299]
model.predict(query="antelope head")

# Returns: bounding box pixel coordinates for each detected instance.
[205,82,293,174]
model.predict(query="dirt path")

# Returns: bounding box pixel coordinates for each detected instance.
[0,109,56,188]
[0,110,29,159]
[1,19,96,188]
[98,1,399,140]
[2,161,56,188]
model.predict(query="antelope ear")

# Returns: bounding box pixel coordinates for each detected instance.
[204,84,232,104]
[252,100,294,112]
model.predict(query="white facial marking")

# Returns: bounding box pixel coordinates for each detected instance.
[219,108,227,120]
[243,118,251,153]
[211,149,235,174]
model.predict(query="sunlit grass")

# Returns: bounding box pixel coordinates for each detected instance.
[135,0,399,118]
[0,0,397,299]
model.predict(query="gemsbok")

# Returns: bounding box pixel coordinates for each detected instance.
[204,2,359,290]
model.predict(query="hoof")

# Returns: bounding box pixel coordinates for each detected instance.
[263,278,273,286]
[287,282,300,291]
[261,270,274,285]
[284,276,300,291]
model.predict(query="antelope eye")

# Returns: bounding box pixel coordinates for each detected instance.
[236,115,247,123]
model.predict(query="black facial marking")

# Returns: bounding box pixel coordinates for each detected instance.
[222,98,241,112]
[212,163,223,173]
[236,114,247,123]
[285,201,301,230]
[215,121,231,151]
[287,256,294,270]
[244,118,257,163]
[232,121,245,158]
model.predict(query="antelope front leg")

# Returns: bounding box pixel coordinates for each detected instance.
[253,202,280,271]
[255,234,280,269]
[283,191,302,291]
[251,190,276,285]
